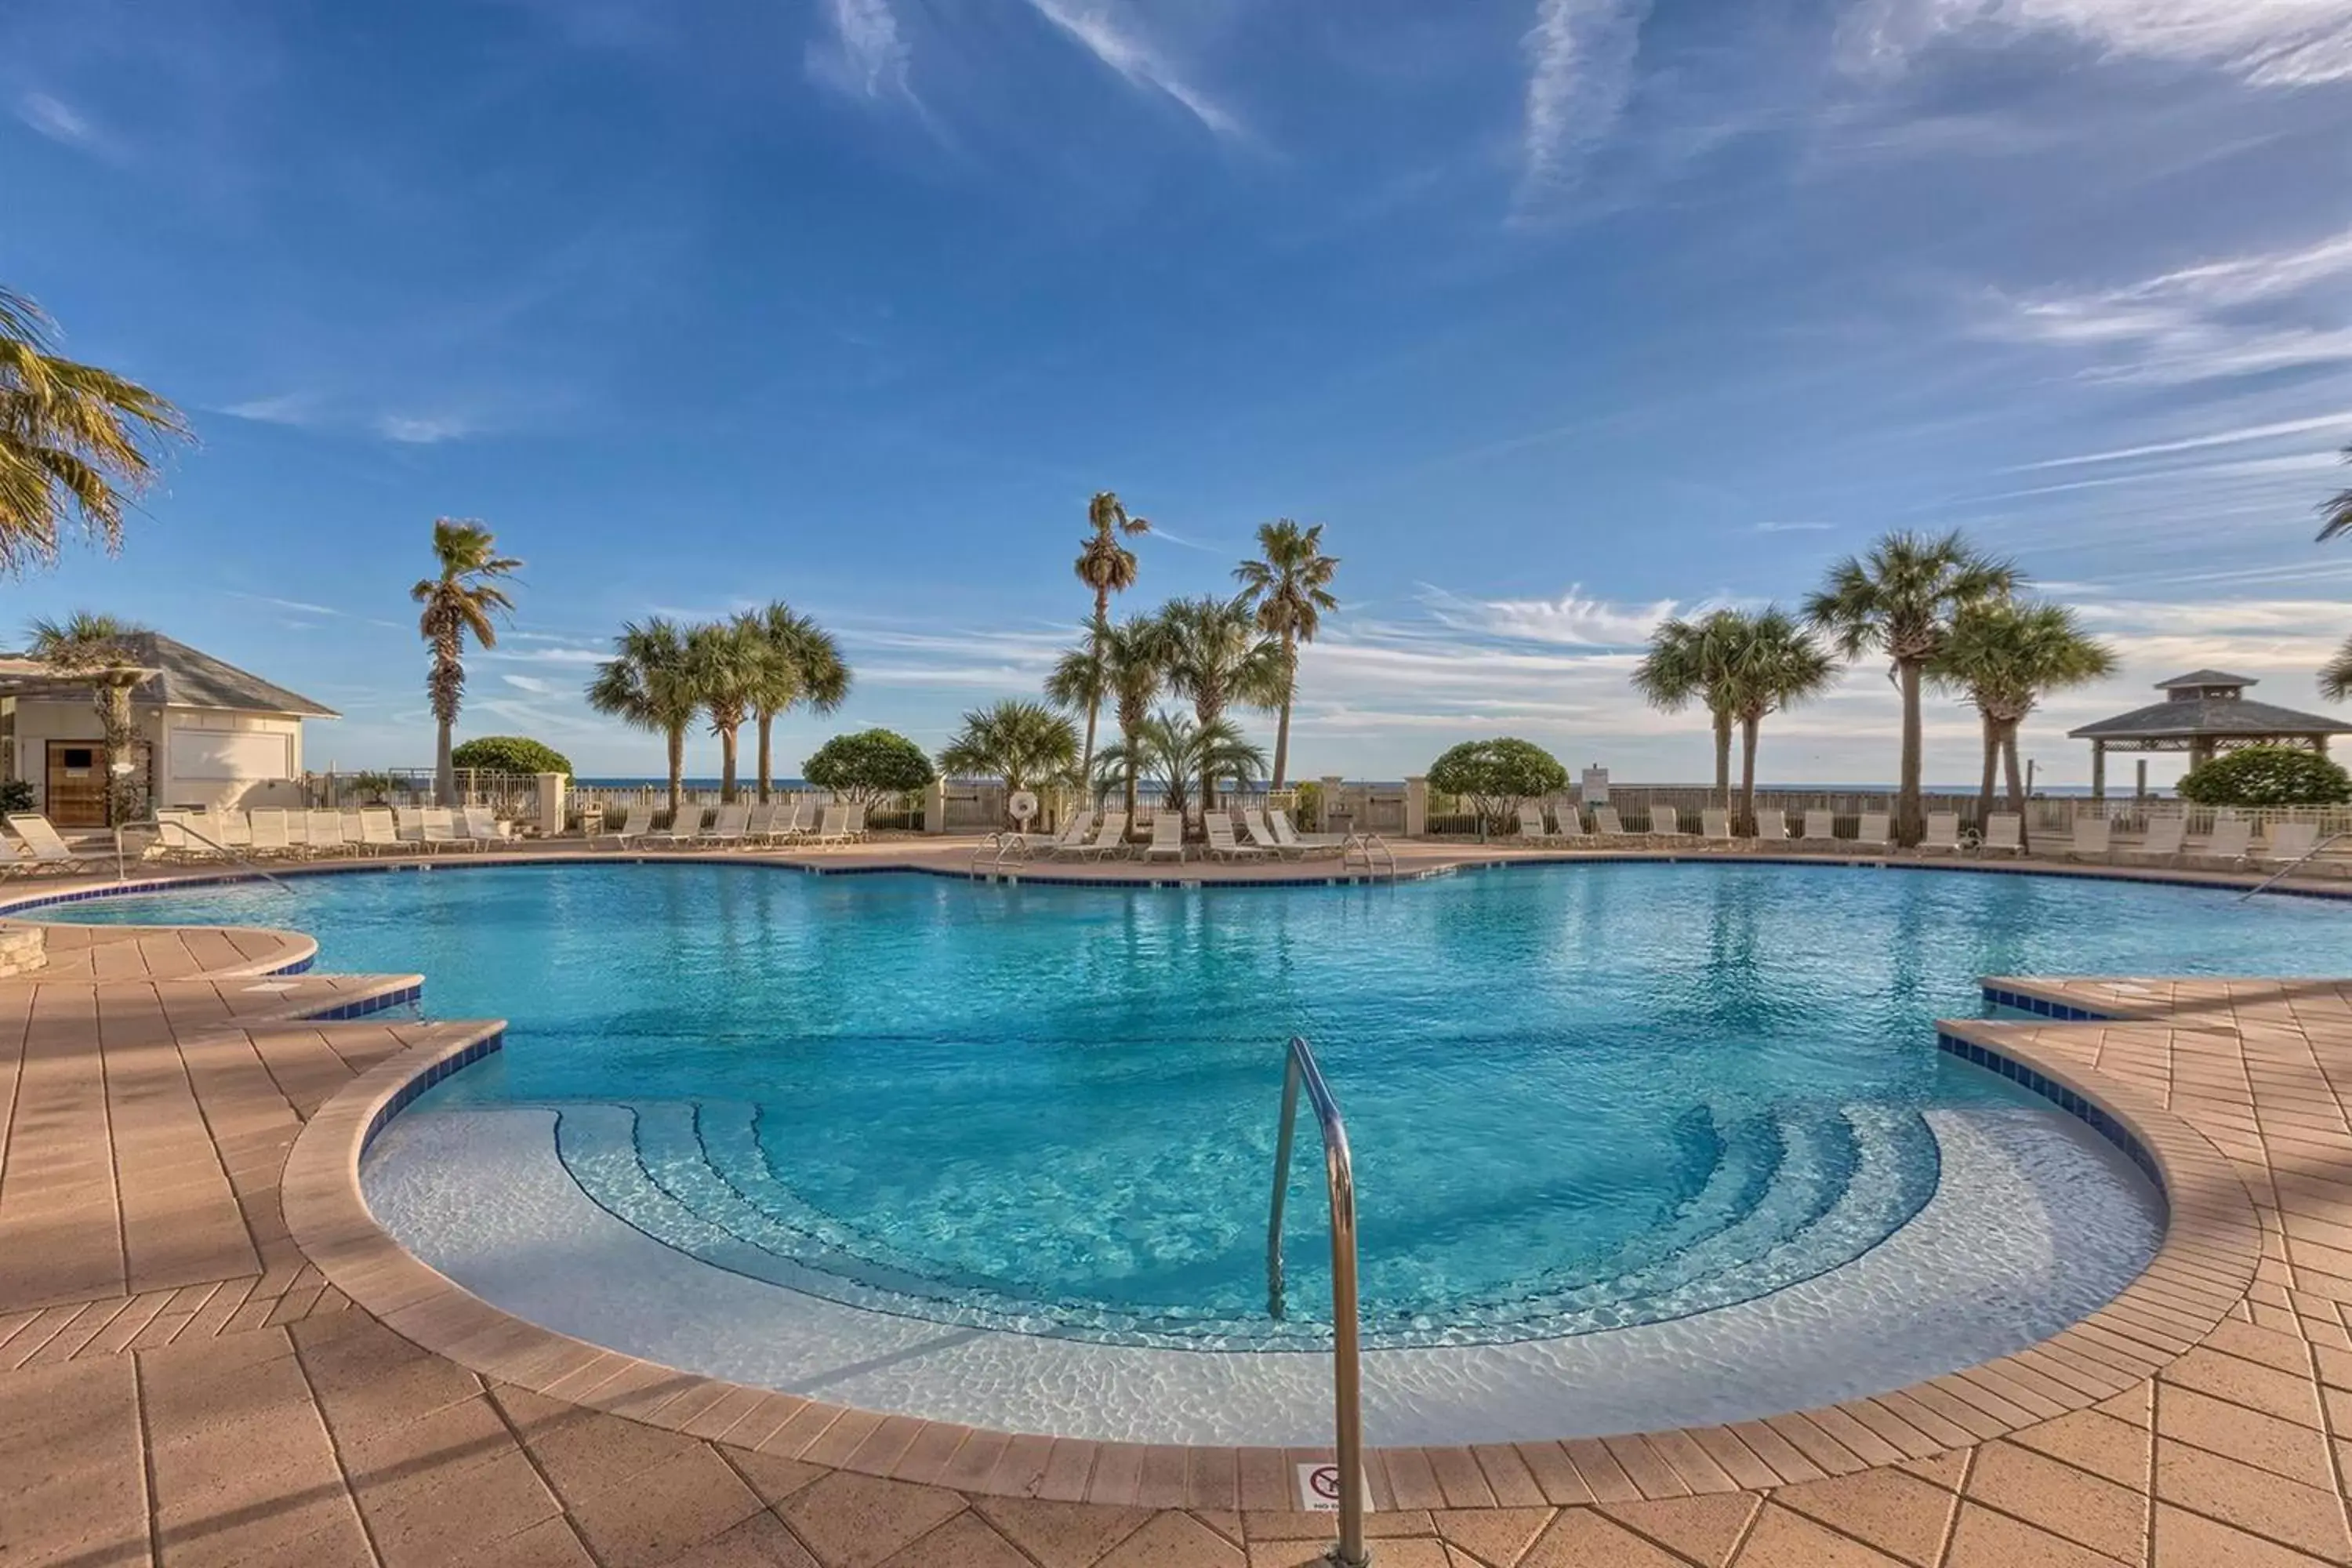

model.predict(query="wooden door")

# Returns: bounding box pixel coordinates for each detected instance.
[44,742,106,827]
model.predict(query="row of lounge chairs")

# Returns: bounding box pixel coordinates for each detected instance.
[593,799,866,851]
[1512,804,2324,866]
[2047,814,2320,868]
[155,806,513,858]
[1010,807,1345,863]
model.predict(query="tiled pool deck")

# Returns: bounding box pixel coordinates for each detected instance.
[2,844,2350,1566]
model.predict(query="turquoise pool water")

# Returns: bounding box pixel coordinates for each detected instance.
[47,861,2336,1350]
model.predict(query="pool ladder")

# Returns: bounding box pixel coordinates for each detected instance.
[1266,1035,1370,1566]
[1341,833,1396,880]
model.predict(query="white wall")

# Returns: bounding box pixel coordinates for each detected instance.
[9,700,313,815]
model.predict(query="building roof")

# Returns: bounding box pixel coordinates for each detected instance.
[0,633,338,718]
[2155,669,2258,690]
[2070,695,2352,742]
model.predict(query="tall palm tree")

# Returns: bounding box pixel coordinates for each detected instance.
[1098,615,1170,822]
[2321,640,2352,705]
[1070,492,1150,777]
[1233,519,1339,790]
[687,619,764,803]
[2315,445,2352,543]
[1093,710,1265,825]
[1725,608,1837,830]
[586,617,701,814]
[1,286,191,575]
[1044,627,1110,771]
[24,612,149,825]
[1931,601,2115,838]
[937,699,1080,823]
[1158,595,1283,814]
[1805,530,2018,846]
[1632,610,1747,800]
[743,602,850,802]
[411,518,521,805]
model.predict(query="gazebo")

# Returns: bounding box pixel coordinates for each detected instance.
[2067,670,2352,800]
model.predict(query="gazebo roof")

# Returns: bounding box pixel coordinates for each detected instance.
[2155,669,2259,691]
[2069,687,2352,743]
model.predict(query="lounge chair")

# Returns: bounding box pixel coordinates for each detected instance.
[2199,815,2253,864]
[1592,806,1632,840]
[808,805,855,846]
[653,806,705,848]
[1853,812,1892,851]
[307,809,351,856]
[216,810,253,853]
[1919,813,1962,854]
[1647,805,1685,842]
[2067,816,2112,859]
[1516,802,1552,841]
[394,808,426,848]
[1980,814,2023,855]
[358,808,401,855]
[2262,822,2320,865]
[595,804,649,848]
[1798,810,1838,847]
[1203,812,1263,861]
[1141,813,1185,862]
[701,804,751,848]
[462,807,507,848]
[248,808,293,857]
[1073,812,1129,859]
[1243,809,1295,858]
[742,800,779,845]
[1271,809,1345,856]
[2129,815,2187,862]
[4,813,102,874]
[1041,811,1096,858]
[775,797,814,843]
[419,808,467,852]
[1700,808,1732,844]
[1752,808,1788,844]
[843,801,869,842]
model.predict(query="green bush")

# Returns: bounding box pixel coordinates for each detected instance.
[451,736,573,775]
[1426,738,1570,833]
[2176,745,2352,808]
[0,779,33,815]
[804,728,937,804]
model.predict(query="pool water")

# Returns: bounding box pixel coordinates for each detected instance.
[53,861,2333,1352]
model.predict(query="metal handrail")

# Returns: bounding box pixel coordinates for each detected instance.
[1342,833,1395,880]
[149,816,296,892]
[1266,1035,1369,1567]
[2240,831,2347,902]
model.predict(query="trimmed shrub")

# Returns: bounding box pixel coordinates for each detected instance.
[2176,745,2352,808]
[450,736,573,776]
[804,728,937,804]
[1427,738,1570,833]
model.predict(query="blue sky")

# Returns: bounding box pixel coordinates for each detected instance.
[3,1,2350,786]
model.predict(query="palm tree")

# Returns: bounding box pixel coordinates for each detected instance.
[2321,640,2352,704]
[1805,530,2018,846]
[1632,610,1747,800]
[1094,710,1265,825]
[1233,519,1339,790]
[24,612,149,825]
[1932,601,2115,839]
[2315,445,2352,543]
[1070,492,1151,777]
[686,619,764,802]
[411,518,521,805]
[1044,628,1110,771]
[1097,615,1171,822]
[1,286,191,575]
[743,603,850,802]
[1158,595,1283,813]
[1725,608,1837,831]
[586,617,701,814]
[937,699,1080,823]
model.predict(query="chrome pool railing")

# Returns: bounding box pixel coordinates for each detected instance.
[2241,831,2348,902]
[1266,1034,1369,1568]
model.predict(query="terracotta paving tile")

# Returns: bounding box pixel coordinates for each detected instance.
[2151,1437,2350,1561]
[1594,1494,1756,1566]
[1773,1463,1958,1566]
[2154,1382,2337,1489]
[1091,1508,1249,1568]
[2151,1502,2343,1566]
[564,1444,768,1568]
[973,1496,1153,1568]
[1941,1502,2129,1566]
[1963,1441,2147,1562]
[779,1471,967,1568]
[2006,1407,2150,1490]
[0,1354,147,1568]
[1428,1505,1552,1564]
[1732,1503,1909,1565]
[1519,1509,1689,1568]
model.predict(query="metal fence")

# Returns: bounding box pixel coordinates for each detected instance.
[301,768,549,827]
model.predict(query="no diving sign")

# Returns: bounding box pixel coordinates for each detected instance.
[1294,1461,1372,1513]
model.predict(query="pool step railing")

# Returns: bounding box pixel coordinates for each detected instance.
[1265,1035,1369,1567]
[1342,833,1396,880]
[140,815,295,892]
[2240,830,2349,901]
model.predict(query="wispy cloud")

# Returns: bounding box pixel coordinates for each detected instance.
[1982,224,2352,384]
[1023,0,1243,140]
[1420,583,1690,647]
[805,0,916,103]
[2007,410,2352,471]
[1838,0,2352,87]
[13,91,108,154]
[215,393,481,445]
[1755,520,1834,533]
[500,673,555,695]
[1512,0,1651,216]
[374,412,473,445]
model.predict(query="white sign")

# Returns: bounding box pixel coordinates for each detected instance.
[1581,766,1610,804]
[1294,1462,1371,1513]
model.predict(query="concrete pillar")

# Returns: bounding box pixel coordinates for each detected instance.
[1404,775,1428,838]
[2089,740,2106,802]
[2135,758,2147,800]
[1319,775,1344,834]
[535,773,568,837]
[922,778,947,834]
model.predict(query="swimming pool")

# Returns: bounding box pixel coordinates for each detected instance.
[47,858,2330,1441]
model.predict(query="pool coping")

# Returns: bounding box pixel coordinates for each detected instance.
[198,858,2266,1509]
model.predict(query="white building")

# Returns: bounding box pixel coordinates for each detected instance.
[0,633,337,826]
